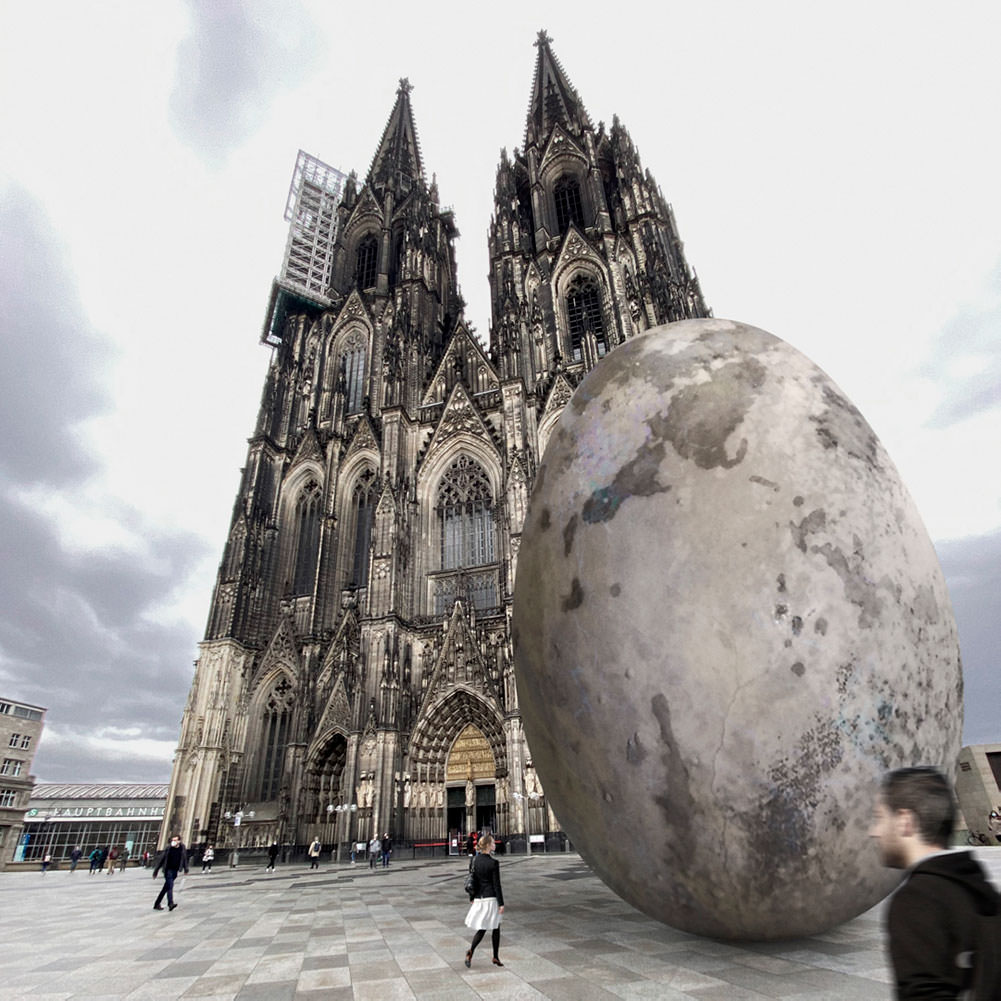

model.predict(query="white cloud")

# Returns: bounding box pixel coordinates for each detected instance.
[2,0,1000,779]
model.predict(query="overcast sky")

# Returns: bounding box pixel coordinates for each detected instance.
[1,1,999,783]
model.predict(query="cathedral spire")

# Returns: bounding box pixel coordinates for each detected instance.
[524,29,593,149]
[367,77,424,197]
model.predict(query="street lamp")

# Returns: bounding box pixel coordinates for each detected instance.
[223,808,255,867]
[329,803,358,862]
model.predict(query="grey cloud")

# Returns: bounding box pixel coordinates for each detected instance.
[0,184,208,783]
[937,529,1001,747]
[0,487,208,782]
[170,0,322,164]
[0,187,114,485]
[923,265,1001,428]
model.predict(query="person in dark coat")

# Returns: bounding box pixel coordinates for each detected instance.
[463,834,505,968]
[266,842,279,872]
[152,834,189,911]
[381,833,392,867]
[871,766,1001,999]
[69,846,83,872]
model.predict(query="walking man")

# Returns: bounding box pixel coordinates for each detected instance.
[381,833,392,867]
[152,834,189,912]
[368,834,381,869]
[870,766,1001,999]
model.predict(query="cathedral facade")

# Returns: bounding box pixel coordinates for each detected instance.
[163,33,709,853]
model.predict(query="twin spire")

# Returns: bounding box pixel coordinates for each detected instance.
[366,31,587,196]
[366,76,424,196]
[525,29,592,149]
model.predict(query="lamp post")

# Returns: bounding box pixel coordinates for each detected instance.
[330,803,358,862]
[224,808,255,867]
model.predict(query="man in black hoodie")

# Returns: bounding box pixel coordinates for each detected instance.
[152,834,189,912]
[871,766,1000,999]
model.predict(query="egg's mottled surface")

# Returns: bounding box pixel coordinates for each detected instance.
[512,319,962,940]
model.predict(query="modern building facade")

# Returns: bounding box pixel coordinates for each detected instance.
[164,33,709,854]
[17,783,167,864]
[956,744,1001,844]
[0,696,45,870]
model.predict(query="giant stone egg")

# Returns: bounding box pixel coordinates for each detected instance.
[512,319,962,941]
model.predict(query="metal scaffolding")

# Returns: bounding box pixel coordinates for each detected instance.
[281,150,346,300]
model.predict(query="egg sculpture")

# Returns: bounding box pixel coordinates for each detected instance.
[512,318,962,940]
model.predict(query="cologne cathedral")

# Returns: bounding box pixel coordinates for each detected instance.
[164,32,709,852]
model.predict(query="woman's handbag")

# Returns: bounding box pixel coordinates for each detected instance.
[463,858,476,898]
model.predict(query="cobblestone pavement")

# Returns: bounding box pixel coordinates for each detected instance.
[2,850,1000,1000]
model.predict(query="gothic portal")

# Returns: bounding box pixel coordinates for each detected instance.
[164,32,709,852]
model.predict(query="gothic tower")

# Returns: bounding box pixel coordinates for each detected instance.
[164,39,708,855]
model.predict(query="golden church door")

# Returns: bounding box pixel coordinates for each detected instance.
[446,724,496,836]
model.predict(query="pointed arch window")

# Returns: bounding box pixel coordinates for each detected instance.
[554,173,584,234]
[350,470,376,587]
[566,274,608,362]
[339,334,367,413]
[437,456,495,570]
[355,234,378,289]
[259,677,294,801]
[292,481,321,595]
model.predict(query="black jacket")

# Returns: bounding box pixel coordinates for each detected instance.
[153,842,188,877]
[471,853,503,906]
[887,850,999,1000]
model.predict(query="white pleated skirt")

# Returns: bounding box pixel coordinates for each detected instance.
[464,896,501,930]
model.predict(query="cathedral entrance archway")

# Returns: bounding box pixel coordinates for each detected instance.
[303,731,348,841]
[447,724,496,835]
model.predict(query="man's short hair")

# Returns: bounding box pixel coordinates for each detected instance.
[881,766,956,847]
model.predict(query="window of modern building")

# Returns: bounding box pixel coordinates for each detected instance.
[349,472,376,587]
[566,274,608,361]
[1,759,23,777]
[355,234,378,289]
[437,456,495,570]
[554,174,584,234]
[292,481,322,595]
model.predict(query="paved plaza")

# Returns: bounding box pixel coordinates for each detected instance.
[3,849,1000,1000]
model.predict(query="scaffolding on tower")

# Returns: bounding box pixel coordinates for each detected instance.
[263,150,346,346]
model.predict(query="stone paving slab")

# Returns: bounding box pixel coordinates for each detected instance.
[2,850,1000,1000]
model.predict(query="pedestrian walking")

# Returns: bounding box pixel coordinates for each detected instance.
[871,766,1001,999]
[266,842,279,872]
[105,846,119,875]
[463,834,505,968]
[308,837,322,869]
[88,847,102,874]
[381,833,392,867]
[41,852,52,874]
[69,846,82,872]
[368,834,381,869]
[152,834,189,912]
[201,844,214,872]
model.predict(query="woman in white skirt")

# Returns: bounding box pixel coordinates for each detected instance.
[463,834,504,967]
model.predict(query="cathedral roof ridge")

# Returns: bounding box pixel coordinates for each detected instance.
[523,29,593,150]
[367,77,425,197]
